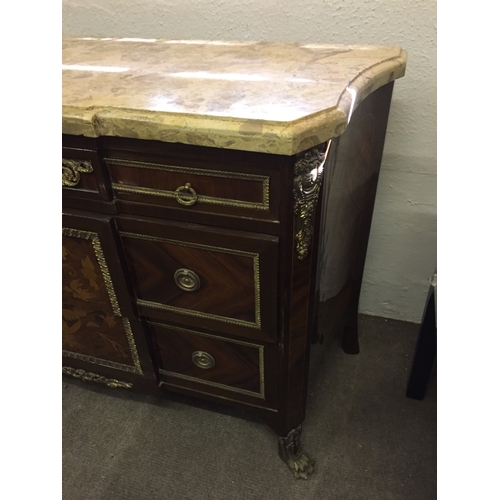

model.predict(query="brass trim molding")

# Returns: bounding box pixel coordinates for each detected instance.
[106,157,270,210]
[292,141,331,260]
[137,299,259,329]
[62,159,93,187]
[62,366,133,389]
[160,370,264,399]
[121,317,143,373]
[120,232,261,329]
[62,228,143,374]
[151,322,265,398]
[63,350,142,374]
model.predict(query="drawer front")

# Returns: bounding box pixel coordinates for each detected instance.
[117,217,279,343]
[150,322,278,408]
[105,156,280,221]
[63,147,110,201]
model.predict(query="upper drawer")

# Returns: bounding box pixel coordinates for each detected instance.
[105,156,281,221]
[62,147,111,201]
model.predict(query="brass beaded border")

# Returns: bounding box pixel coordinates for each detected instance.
[63,349,142,374]
[62,366,132,389]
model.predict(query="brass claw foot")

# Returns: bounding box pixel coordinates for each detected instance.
[278,425,315,479]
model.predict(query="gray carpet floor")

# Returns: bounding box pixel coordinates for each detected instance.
[62,314,436,499]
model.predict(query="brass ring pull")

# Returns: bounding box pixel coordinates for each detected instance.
[174,182,198,206]
[192,351,215,369]
[174,268,201,292]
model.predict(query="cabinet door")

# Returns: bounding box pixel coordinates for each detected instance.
[62,212,155,385]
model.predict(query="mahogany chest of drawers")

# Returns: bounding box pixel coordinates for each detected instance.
[62,37,406,478]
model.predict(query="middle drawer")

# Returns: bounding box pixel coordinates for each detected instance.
[117,216,279,343]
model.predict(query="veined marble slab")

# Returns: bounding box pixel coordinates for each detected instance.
[62,37,407,155]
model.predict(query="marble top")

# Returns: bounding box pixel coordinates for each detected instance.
[62,37,407,155]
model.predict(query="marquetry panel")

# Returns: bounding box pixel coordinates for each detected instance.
[62,227,142,374]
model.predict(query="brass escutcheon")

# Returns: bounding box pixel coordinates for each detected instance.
[174,182,198,206]
[192,351,215,369]
[174,268,201,292]
[62,159,94,187]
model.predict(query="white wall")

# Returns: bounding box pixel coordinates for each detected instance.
[62,0,437,323]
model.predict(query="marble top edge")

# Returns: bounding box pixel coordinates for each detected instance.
[62,37,407,154]
[63,35,402,51]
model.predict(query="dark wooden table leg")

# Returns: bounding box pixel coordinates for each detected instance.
[406,282,436,400]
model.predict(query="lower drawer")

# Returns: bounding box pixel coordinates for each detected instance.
[148,322,278,408]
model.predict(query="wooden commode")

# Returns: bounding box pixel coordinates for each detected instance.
[62,37,407,478]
